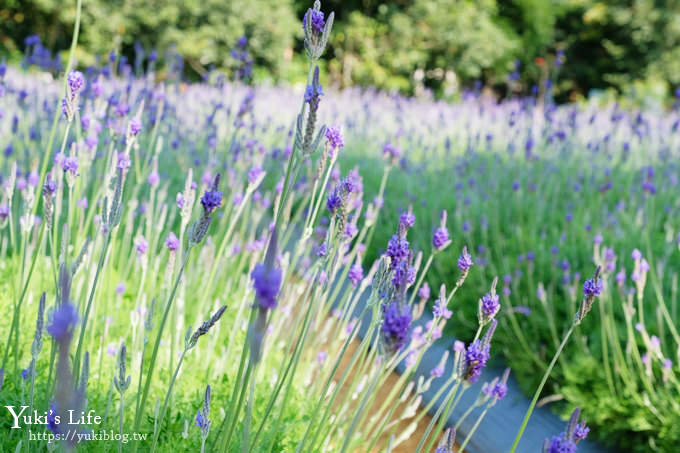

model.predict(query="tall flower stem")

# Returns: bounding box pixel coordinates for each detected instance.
[151,348,187,452]
[250,273,320,452]
[1,223,45,373]
[273,61,315,233]
[458,403,491,451]
[415,381,462,453]
[297,309,373,452]
[131,250,191,453]
[118,392,125,453]
[73,231,112,381]
[34,0,82,216]
[509,324,574,452]
[339,361,385,453]
[215,307,257,453]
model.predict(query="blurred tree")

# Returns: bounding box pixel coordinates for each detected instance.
[1,0,679,98]
[555,0,680,94]
[1,0,299,80]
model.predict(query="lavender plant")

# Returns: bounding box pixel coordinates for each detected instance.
[3,1,679,452]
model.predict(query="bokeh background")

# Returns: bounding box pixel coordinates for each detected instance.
[2,0,680,103]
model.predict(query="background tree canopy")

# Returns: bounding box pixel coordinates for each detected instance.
[1,0,679,99]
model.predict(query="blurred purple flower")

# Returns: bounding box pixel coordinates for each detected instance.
[47,304,79,340]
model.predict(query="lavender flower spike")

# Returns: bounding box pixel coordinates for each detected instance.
[478,277,500,325]
[432,210,451,251]
[249,230,282,364]
[187,305,228,349]
[574,266,602,325]
[251,230,282,310]
[436,427,456,453]
[196,384,211,445]
[542,407,589,453]
[189,174,222,246]
[381,302,412,355]
[47,304,79,340]
[303,1,335,60]
[62,70,85,121]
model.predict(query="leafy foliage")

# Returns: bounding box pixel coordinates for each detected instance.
[2,0,680,95]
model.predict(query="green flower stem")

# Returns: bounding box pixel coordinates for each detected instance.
[1,222,46,373]
[339,361,385,453]
[118,391,126,453]
[220,356,254,452]
[73,231,113,382]
[215,306,258,453]
[202,184,258,297]
[250,273,320,452]
[33,0,82,221]
[241,365,256,453]
[273,61,315,233]
[509,324,574,453]
[458,403,491,451]
[423,381,467,453]
[297,308,372,452]
[131,249,192,453]
[151,348,187,452]
[133,339,148,431]
[415,380,462,453]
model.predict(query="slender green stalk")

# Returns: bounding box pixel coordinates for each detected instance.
[132,250,191,451]
[509,324,574,452]
[1,224,45,372]
[118,393,125,453]
[415,380,462,453]
[33,0,82,216]
[73,232,112,381]
[151,349,187,452]
[458,404,491,451]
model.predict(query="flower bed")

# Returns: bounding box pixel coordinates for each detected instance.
[0,1,662,452]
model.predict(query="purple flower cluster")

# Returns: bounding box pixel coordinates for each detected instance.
[483,380,507,400]
[303,9,325,34]
[46,304,79,340]
[67,70,85,98]
[348,263,363,288]
[480,292,500,319]
[200,188,223,213]
[457,247,473,271]
[418,282,430,300]
[128,117,142,136]
[383,143,401,161]
[304,82,323,105]
[582,278,603,298]
[62,156,78,175]
[325,126,344,150]
[381,302,412,353]
[546,435,577,453]
[391,260,415,289]
[399,211,415,230]
[432,226,449,250]
[464,339,490,383]
[165,232,179,252]
[386,234,409,268]
[251,263,282,310]
[433,296,452,319]
[544,408,589,453]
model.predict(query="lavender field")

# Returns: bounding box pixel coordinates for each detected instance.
[1,1,679,452]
